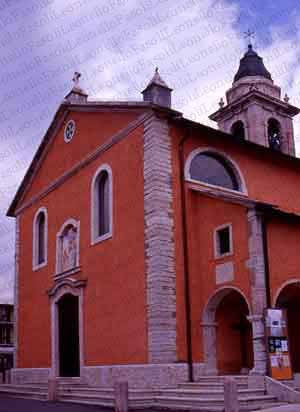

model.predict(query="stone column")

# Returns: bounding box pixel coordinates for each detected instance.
[114,382,128,412]
[247,315,268,375]
[201,322,218,375]
[247,208,268,375]
[224,377,240,412]
[143,114,177,363]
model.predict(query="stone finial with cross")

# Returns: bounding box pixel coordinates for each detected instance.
[72,71,81,88]
[64,71,88,102]
[244,29,255,46]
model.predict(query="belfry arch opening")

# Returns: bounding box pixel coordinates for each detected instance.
[202,288,253,375]
[268,118,282,150]
[231,121,245,140]
[276,282,300,373]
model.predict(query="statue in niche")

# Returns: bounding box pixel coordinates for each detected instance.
[61,226,77,272]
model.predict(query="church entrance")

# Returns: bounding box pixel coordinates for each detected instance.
[216,290,253,374]
[58,294,80,377]
[276,282,300,373]
[202,288,253,375]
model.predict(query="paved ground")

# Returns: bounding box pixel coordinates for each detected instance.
[0,397,113,412]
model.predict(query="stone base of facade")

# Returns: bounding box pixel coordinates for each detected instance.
[11,368,51,384]
[10,363,210,387]
[192,363,207,379]
[81,363,189,388]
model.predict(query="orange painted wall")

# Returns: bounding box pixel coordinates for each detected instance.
[267,217,300,305]
[22,110,142,205]
[16,110,300,371]
[17,120,148,368]
[186,194,251,362]
[170,124,300,365]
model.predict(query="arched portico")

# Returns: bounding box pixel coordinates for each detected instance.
[202,287,253,375]
[275,280,300,374]
[48,279,86,378]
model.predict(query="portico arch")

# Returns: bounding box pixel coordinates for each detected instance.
[48,279,86,378]
[202,287,253,375]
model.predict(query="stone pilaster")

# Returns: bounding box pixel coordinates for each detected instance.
[143,114,176,363]
[201,322,218,375]
[247,208,268,375]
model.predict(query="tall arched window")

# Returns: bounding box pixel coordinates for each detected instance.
[33,207,48,270]
[268,118,281,150]
[188,152,241,192]
[231,121,245,140]
[91,165,113,244]
[37,213,45,264]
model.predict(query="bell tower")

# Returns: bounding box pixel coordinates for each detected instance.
[209,44,300,156]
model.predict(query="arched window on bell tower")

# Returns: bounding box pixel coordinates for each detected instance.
[268,118,282,151]
[231,121,245,140]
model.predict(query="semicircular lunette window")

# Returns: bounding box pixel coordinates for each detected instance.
[189,153,240,191]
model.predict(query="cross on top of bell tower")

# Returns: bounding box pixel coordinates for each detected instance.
[244,29,255,46]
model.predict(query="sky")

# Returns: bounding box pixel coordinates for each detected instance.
[1,0,300,303]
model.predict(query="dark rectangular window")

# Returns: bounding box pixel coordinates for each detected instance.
[217,226,231,256]
[0,306,10,322]
[0,325,12,345]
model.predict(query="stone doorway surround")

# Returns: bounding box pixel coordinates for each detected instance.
[48,278,86,379]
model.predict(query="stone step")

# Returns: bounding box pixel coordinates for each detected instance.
[155,395,281,411]
[179,382,249,389]
[59,390,280,411]
[196,375,249,382]
[160,388,266,399]
[0,384,46,393]
[59,386,264,399]
[0,387,47,401]
[59,392,155,408]
[59,387,160,396]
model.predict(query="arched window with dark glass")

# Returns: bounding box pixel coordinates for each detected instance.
[231,121,245,140]
[268,118,281,150]
[91,165,112,243]
[189,152,240,191]
[33,207,47,269]
[97,171,109,236]
[37,212,45,264]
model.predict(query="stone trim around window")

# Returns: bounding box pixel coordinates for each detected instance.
[184,147,248,195]
[213,223,233,259]
[32,206,48,271]
[55,218,80,276]
[90,164,113,246]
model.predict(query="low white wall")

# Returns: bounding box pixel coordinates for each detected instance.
[265,376,300,403]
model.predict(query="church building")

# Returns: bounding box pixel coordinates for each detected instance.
[7,44,300,387]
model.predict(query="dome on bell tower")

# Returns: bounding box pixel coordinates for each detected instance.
[234,44,272,82]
